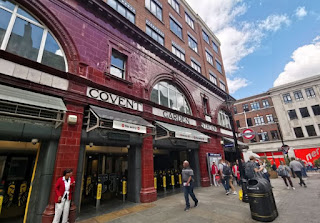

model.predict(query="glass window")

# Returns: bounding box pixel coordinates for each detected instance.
[306,125,317,137]
[191,59,201,73]
[236,120,240,128]
[170,17,182,39]
[294,90,304,100]
[294,127,304,138]
[168,0,179,14]
[202,30,209,43]
[250,102,260,110]
[188,35,198,53]
[185,13,194,29]
[266,114,274,123]
[283,93,292,103]
[203,97,209,114]
[247,118,253,127]
[299,107,310,118]
[220,81,226,91]
[146,24,164,46]
[212,41,219,53]
[262,99,270,108]
[209,71,217,85]
[254,116,265,125]
[288,109,298,120]
[205,50,213,65]
[172,44,185,61]
[305,87,316,98]
[146,0,162,21]
[110,49,126,79]
[218,110,231,129]
[107,0,135,23]
[243,104,249,112]
[233,106,237,114]
[151,81,191,114]
[312,105,320,116]
[259,132,269,142]
[216,60,222,73]
[270,130,279,140]
[0,1,67,71]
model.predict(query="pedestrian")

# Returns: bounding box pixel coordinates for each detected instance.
[232,162,240,186]
[244,156,264,180]
[211,161,219,187]
[226,161,237,195]
[272,162,277,171]
[52,168,76,223]
[277,161,295,190]
[219,159,231,195]
[259,161,270,182]
[299,159,308,178]
[182,160,198,211]
[289,157,307,188]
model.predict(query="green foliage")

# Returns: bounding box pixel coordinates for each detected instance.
[314,158,320,167]
[261,156,272,171]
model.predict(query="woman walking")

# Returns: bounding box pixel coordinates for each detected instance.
[226,161,237,195]
[277,161,295,190]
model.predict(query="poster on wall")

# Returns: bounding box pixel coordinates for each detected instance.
[294,148,320,165]
[206,153,222,185]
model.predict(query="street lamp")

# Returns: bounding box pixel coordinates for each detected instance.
[273,117,290,161]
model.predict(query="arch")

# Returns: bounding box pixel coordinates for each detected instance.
[148,73,198,116]
[3,0,80,72]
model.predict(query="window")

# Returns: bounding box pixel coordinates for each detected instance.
[107,0,135,23]
[209,71,217,85]
[146,21,164,45]
[205,50,213,65]
[250,102,260,110]
[312,105,320,116]
[0,0,67,71]
[191,58,201,73]
[262,99,270,108]
[212,41,219,53]
[218,110,231,129]
[110,49,126,79]
[247,118,253,127]
[306,87,316,98]
[145,0,162,21]
[288,109,298,120]
[254,116,265,125]
[188,34,198,53]
[172,42,185,61]
[185,12,194,29]
[216,60,222,73]
[220,81,226,91]
[150,81,191,114]
[283,93,292,103]
[243,104,249,112]
[306,125,317,137]
[266,114,274,123]
[233,106,237,114]
[203,97,209,114]
[168,0,179,14]
[299,107,310,118]
[270,130,279,140]
[170,16,182,39]
[236,120,240,128]
[259,132,269,142]
[202,30,209,43]
[294,127,304,138]
[294,90,304,100]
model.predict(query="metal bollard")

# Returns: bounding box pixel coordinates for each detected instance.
[154,177,157,189]
[96,183,102,208]
[178,174,182,187]
[171,175,175,189]
[0,194,3,214]
[122,180,127,202]
[162,176,166,192]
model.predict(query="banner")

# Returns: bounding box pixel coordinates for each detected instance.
[294,148,320,165]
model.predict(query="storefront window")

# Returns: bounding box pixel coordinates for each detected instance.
[218,110,231,129]
[151,81,192,115]
[0,0,67,71]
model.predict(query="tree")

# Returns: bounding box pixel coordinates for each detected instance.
[314,158,320,167]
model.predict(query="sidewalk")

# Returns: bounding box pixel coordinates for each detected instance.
[78,173,320,223]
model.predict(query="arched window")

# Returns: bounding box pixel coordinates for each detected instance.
[218,110,231,129]
[151,81,192,115]
[0,0,67,71]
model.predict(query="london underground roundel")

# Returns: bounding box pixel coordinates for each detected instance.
[242,129,255,140]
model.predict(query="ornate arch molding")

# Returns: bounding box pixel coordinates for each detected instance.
[18,0,80,73]
[146,73,198,116]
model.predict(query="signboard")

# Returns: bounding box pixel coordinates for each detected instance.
[242,129,255,140]
[113,120,146,134]
[87,87,143,111]
[280,145,290,154]
[294,148,320,165]
[152,107,197,126]
[220,128,233,137]
[206,153,222,185]
[175,131,208,142]
[201,123,218,132]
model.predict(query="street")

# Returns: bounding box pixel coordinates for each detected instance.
[78,173,320,223]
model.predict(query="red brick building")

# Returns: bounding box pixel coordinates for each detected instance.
[0,0,234,222]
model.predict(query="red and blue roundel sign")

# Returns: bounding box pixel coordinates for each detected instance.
[242,129,255,140]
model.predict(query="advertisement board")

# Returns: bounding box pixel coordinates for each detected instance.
[294,148,320,165]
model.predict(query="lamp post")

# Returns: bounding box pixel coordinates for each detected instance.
[225,95,249,203]
[274,117,290,162]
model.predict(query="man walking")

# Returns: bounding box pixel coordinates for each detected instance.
[289,157,307,187]
[219,159,231,195]
[182,160,198,211]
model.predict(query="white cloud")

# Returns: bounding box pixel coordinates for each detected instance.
[273,36,320,87]
[258,14,291,32]
[295,6,307,19]
[227,77,249,94]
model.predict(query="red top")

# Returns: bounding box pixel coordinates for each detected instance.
[54,176,75,203]
[232,165,240,179]
[211,164,218,174]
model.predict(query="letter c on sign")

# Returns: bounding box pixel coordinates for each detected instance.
[89,89,99,99]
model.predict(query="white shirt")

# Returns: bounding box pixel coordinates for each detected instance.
[62,176,71,200]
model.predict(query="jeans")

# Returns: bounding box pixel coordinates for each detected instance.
[294,171,306,186]
[282,176,293,187]
[302,167,308,177]
[183,182,198,208]
[263,172,270,182]
[221,176,230,192]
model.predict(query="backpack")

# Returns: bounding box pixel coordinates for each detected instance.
[244,162,255,179]
[222,165,232,176]
[277,166,286,177]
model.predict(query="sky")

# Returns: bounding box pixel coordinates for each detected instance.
[186,0,320,99]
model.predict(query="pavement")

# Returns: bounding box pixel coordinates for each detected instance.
[77,173,320,223]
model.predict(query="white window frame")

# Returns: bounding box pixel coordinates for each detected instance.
[262,99,270,108]
[185,12,194,29]
[305,87,316,98]
[205,49,213,65]
[293,90,304,100]
[215,59,222,73]
[266,114,274,123]
[209,71,217,85]
[218,110,231,129]
[212,41,219,53]
[250,102,260,110]
[172,41,185,61]
[0,3,68,71]
[187,33,198,53]
[254,116,265,126]
[202,30,209,44]
[145,0,163,21]
[220,81,226,91]
[191,58,201,73]
[283,93,292,103]
[168,0,179,14]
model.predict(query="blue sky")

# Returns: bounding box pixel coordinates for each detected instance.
[186,0,320,99]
